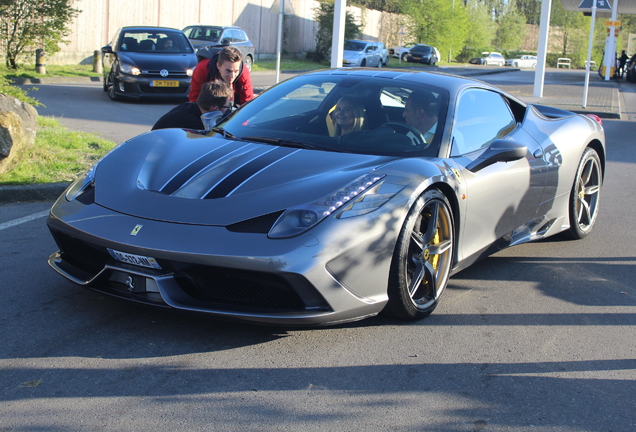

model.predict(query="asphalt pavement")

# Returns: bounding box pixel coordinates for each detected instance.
[1,66,623,205]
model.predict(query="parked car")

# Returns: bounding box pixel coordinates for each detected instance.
[342,40,388,67]
[47,68,605,326]
[506,55,537,68]
[182,25,254,70]
[101,26,197,101]
[389,43,417,61]
[480,52,506,66]
[406,44,440,65]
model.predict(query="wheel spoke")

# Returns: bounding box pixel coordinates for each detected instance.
[407,260,425,296]
[428,239,452,256]
[578,196,592,225]
[422,202,440,244]
[581,160,594,184]
[584,184,600,196]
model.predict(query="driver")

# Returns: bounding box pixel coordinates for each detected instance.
[403,91,439,143]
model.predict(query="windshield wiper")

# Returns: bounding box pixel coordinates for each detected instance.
[210,127,236,139]
[242,135,327,150]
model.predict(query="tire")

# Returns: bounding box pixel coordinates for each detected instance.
[401,53,408,62]
[377,59,383,68]
[565,147,602,239]
[361,59,366,67]
[513,62,519,67]
[385,189,454,320]
[106,73,121,101]
[244,55,253,71]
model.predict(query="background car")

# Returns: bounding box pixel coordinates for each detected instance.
[480,52,506,66]
[389,42,417,61]
[406,44,440,65]
[182,25,254,69]
[506,55,537,68]
[47,68,605,327]
[342,40,387,67]
[101,26,197,101]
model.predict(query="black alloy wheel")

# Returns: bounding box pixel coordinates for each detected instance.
[565,147,602,239]
[386,189,454,320]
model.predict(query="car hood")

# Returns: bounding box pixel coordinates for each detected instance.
[117,52,197,70]
[94,129,396,226]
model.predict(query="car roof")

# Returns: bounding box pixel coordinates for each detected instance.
[184,25,242,30]
[301,67,503,95]
[121,26,181,32]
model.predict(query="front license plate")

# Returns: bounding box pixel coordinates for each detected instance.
[151,80,179,87]
[108,249,162,269]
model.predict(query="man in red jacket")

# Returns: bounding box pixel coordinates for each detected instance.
[189,46,254,106]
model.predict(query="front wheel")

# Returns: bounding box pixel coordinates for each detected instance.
[385,189,454,320]
[565,147,602,239]
[106,73,121,101]
[401,53,408,62]
[361,59,367,67]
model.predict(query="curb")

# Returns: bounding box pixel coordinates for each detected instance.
[0,182,69,204]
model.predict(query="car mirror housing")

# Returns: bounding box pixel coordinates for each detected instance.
[466,139,527,173]
[101,45,113,53]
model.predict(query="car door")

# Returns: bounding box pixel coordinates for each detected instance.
[449,88,547,261]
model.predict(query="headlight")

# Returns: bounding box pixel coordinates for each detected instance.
[186,69,194,77]
[268,174,389,239]
[65,164,97,202]
[120,62,141,75]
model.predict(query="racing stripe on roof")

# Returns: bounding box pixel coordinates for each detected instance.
[203,146,297,199]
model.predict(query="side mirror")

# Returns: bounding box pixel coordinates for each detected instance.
[101,45,113,53]
[466,139,527,173]
[220,38,231,46]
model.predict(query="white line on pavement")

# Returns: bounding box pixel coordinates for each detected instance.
[0,210,49,231]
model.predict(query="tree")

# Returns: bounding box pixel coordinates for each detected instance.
[550,0,588,59]
[313,0,362,61]
[493,1,527,51]
[463,1,496,51]
[516,0,541,25]
[0,0,80,69]
[400,0,470,62]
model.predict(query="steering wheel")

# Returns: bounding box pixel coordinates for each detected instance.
[382,122,428,149]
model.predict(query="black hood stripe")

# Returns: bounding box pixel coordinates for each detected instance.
[203,146,297,199]
[160,141,255,195]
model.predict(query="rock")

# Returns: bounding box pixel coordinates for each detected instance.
[0,94,38,175]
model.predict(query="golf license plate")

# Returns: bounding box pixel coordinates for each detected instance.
[108,249,162,269]
[151,80,179,87]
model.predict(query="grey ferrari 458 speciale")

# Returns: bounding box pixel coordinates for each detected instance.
[47,68,605,326]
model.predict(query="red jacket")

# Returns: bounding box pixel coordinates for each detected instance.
[188,56,254,105]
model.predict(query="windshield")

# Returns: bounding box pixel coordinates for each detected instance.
[412,46,431,53]
[186,26,221,42]
[219,74,449,158]
[119,30,193,53]
[344,41,366,51]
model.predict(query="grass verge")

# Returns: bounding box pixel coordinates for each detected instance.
[0,116,116,185]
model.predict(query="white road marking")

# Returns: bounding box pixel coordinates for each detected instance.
[0,210,49,231]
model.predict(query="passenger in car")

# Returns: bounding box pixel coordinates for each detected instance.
[152,81,233,131]
[157,38,176,51]
[331,96,368,137]
[402,90,439,143]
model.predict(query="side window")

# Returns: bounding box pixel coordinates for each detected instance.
[451,88,516,156]
[235,30,248,43]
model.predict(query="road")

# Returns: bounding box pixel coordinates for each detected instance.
[1,71,635,431]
